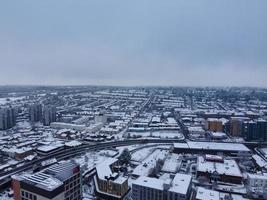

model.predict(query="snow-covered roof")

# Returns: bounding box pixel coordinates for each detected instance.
[65,140,82,147]
[169,173,192,195]
[96,158,118,180]
[247,173,267,180]
[16,172,63,191]
[196,187,220,200]
[197,156,242,177]
[252,154,267,169]
[37,144,63,152]
[133,176,165,190]
[187,141,250,152]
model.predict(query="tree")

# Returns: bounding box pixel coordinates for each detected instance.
[119,148,131,165]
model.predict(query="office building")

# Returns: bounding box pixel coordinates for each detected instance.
[12,161,82,200]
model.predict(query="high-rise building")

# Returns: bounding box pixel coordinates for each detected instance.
[205,118,223,132]
[29,104,42,122]
[43,105,57,126]
[0,107,16,130]
[230,117,249,137]
[243,119,267,141]
[12,161,82,200]
[257,119,267,141]
[243,121,258,141]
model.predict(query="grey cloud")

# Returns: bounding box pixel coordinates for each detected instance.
[0,0,266,86]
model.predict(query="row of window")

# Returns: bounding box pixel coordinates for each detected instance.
[21,190,37,200]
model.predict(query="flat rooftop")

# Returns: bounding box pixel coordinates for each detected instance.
[174,141,250,152]
[197,156,242,177]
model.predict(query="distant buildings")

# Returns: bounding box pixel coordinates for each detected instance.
[132,173,192,200]
[43,105,56,126]
[29,104,56,125]
[173,141,250,155]
[229,117,250,137]
[29,103,42,122]
[95,111,107,124]
[243,119,267,141]
[205,118,223,132]
[12,161,82,200]
[0,107,16,130]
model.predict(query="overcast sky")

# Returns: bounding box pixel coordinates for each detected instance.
[0,0,266,87]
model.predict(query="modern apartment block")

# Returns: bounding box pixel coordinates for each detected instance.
[43,105,56,126]
[29,104,42,122]
[12,161,82,200]
[0,107,16,130]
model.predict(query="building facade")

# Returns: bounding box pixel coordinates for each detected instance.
[29,104,42,122]
[94,158,129,200]
[132,173,192,200]
[43,105,56,126]
[0,107,16,130]
[12,161,82,200]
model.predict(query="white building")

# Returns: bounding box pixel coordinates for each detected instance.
[132,173,192,200]
[195,187,219,200]
[197,156,243,184]
[247,173,267,189]
[167,173,192,200]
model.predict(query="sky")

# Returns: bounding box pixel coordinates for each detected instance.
[0,0,267,87]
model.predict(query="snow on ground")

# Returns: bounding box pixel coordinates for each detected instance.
[132,149,168,177]
[99,149,118,157]
[161,153,181,173]
[116,144,145,154]
[131,147,156,162]
[131,145,172,162]
[74,152,108,172]
[0,189,13,200]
